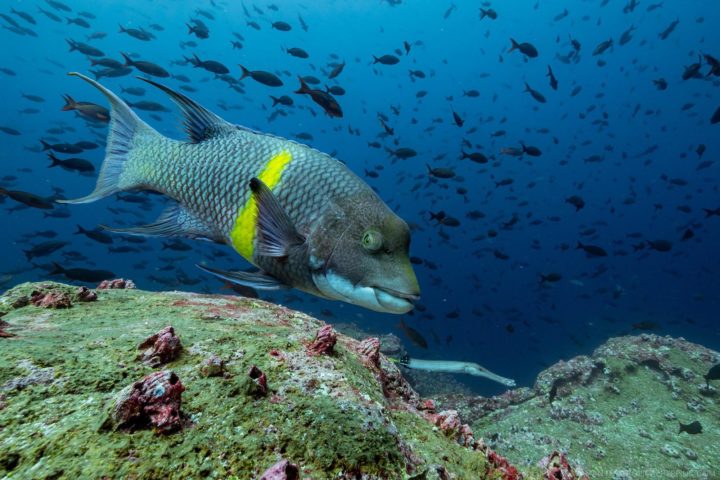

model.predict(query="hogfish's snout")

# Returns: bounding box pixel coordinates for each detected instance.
[308,195,420,314]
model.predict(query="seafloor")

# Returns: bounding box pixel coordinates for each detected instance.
[0,281,717,479]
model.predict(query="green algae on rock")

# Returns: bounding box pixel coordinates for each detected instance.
[437,334,720,479]
[0,281,546,479]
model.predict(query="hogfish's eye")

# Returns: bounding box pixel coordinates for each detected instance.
[361,230,383,252]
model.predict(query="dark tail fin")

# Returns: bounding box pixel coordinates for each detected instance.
[294,76,310,94]
[509,38,519,52]
[238,65,251,80]
[270,96,279,107]
[40,140,52,151]
[61,94,75,111]
[49,262,65,276]
[48,152,61,167]
[75,224,86,234]
[66,38,76,51]
[120,52,133,67]
[576,241,584,250]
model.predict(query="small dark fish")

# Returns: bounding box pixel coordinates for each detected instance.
[387,148,416,159]
[24,241,68,260]
[121,52,169,77]
[426,164,455,179]
[593,39,613,56]
[681,229,694,241]
[61,94,110,123]
[658,19,679,40]
[373,54,400,65]
[328,61,345,79]
[286,47,309,59]
[50,262,114,283]
[521,143,542,156]
[187,54,229,74]
[0,126,21,136]
[398,319,428,349]
[480,8,497,20]
[118,24,154,41]
[272,21,292,31]
[524,82,546,103]
[540,273,562,284]
[429,211,460,227]
[295,77,342,118]
[41,140,83,154]
[11,8,37,25]
[576,241,607,257]
[48,152,95,173]
[127,100,169,112]
[66,16,91,28]
[547,65,558,90]
[66,38,103,57]
[270,95,293,107]
[239,65,284,87]
[463,89,480,97]
[566,195,585,211]
[647,239,672,252]
[187,19,209,39]
[509,38,538,58]
[452,109,464,127]
[653,78,668,90]
[711,106,720,124]
[678,421,702,435]
[326,85,345,96]
[461,150,488,163]
[75,225,113,244]
[704,208,720,218]
[0,188,54,210]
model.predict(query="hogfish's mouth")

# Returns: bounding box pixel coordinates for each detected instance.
[312,271,418,314]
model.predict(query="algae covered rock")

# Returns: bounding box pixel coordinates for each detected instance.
[0,281,529,479]
[438,334,720,479]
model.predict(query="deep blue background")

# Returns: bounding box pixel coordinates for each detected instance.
[1,0,719,395]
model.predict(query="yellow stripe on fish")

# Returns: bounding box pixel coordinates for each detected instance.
[230,150,293,259]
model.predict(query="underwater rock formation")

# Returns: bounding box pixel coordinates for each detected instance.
[2,281,568,479]
[437,334,720,479]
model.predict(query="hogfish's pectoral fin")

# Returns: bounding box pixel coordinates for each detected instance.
[196,264,289,290]
[250,177,306,258]
[101,202,222,242]
[136,76,237,143]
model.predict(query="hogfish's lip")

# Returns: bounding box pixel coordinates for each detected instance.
[373,286,420,303]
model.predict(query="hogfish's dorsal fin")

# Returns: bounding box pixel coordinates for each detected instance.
[136,76,237,143]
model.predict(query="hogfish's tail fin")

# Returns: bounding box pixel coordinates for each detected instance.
[58,72,161,204]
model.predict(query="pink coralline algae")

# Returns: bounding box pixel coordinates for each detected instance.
[0,320,13,338]
[358,337,381,367]
[247,364,268,397]
[30,289,73,309]
[475,439,523,480]
[259,459,299,480]
[424,410,476,448]
[97,278,136,290]
[138,326,182,367]
[306,324,337,356]
[538,451,588,480]
[107,371,185,434]
[75,286,97,302]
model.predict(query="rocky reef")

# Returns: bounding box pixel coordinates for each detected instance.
[1,281,560,479]
[2,282,716,479]
[437,334,720,479]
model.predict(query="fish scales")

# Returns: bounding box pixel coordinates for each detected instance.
[60,73,419,314]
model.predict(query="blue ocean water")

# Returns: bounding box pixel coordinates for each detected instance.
[1,0,718,396]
